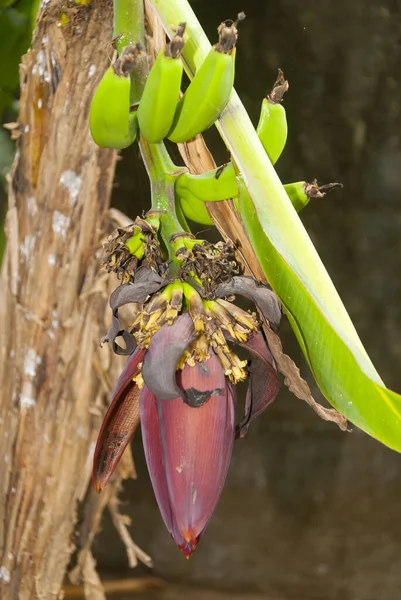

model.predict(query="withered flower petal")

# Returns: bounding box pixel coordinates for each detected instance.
[133,266,164,284]
[140,353,236,556]
[102,321,137,356]
[93,347,145,491]
[177,345,225,407]
[239,330,280,437]
[215,276,282,331]
[141,313,197,402]
[102,267,165,355]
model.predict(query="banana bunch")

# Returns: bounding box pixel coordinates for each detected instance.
[136,14,244,145]
[174,66,341,224]
[89,45,143,150]
[176,161,342,223]
[174,68,290,224]
[175,163,332,224]
[167,14,244,143]
[175,164,342,224]
[90,13,244,149]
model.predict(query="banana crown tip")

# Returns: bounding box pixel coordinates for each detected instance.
[216,12,245,54]
[166,22,187,58]
[113,43,145,77]
[267,68,289,104]
[305,179,344,199]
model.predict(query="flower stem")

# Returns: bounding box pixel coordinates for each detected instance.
[113,0,146,102]
[140,136,191,263]
[113,0,145,55]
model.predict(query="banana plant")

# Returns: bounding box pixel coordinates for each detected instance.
[150,0,401,452]
[89,0,401,557]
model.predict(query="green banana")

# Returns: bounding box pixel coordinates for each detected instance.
[89,46,141,149]
[176,161,343,215]
[178,169,342,223]
[178,191,214,226]
[137,24,186,143]
[175,71,289,200]
[175,193,192,232]
[256,69,289,165]
[168,14,245,143]
[175,162,238,202]
[284,180,343,212]
[125,231,145,258]
[284,181,310,212]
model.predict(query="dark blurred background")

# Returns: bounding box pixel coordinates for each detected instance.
[2,0,401,598]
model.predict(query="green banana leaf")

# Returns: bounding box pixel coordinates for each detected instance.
[151,0,401,452]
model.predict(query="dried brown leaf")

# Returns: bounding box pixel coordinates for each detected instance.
[262,321,349,431]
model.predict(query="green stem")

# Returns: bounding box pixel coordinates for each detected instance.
[113,0,144,54]
[139,137,178,195]
[113,0,146,102]
[140,137,190,262]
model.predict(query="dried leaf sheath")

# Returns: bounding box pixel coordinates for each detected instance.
[93,348,145,492]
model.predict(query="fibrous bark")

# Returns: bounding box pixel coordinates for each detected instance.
[0,2,128,597]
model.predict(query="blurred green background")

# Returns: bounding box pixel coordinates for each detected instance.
[0,0,37,260]
[2,1,401,599]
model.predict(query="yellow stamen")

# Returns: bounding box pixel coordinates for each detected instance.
[132,366,144,389]
[216,298,259,331]
[143,309,164,331]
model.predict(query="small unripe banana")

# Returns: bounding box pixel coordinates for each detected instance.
[256,69,289,165]
[284,181,310,212]
[175,162,238,202]
[179,168,342,221]
[168,14,245,143]
[285,180,343,212]
[137,24,186,143]
[177,161,343,215]
[179,191,214,226]
[89,46,141,149]
[125,231,145,258]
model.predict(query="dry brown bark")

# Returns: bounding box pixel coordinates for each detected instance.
[0,2,133,598]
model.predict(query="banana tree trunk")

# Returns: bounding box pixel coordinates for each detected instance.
[0,2,122,597]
